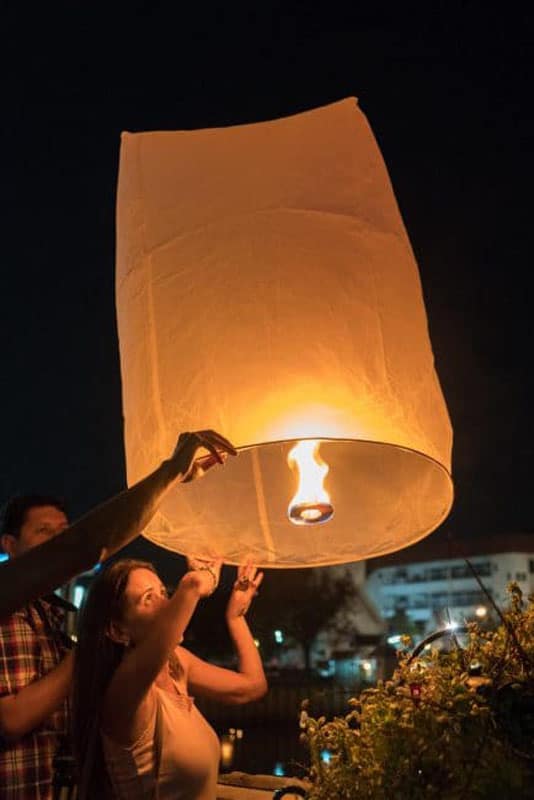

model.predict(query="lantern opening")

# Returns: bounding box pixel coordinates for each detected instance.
[287,440,334,526]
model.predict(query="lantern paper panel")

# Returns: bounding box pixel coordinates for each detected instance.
[116,97,453,568]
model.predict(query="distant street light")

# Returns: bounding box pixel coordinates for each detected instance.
[475,605,488,618]
[220,733,235,769]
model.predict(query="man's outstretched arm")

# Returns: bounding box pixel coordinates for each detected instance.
[0,431,236,619]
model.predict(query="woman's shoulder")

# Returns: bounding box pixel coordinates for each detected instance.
[170,645,191,680]
[173,644,190,658]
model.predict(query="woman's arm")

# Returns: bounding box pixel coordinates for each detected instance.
[102,564,220,743]
[0,431,235,619]
[183,565,267,704]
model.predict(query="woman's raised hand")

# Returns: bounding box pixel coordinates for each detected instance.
[171,430,237,483]
[226,562,264,620]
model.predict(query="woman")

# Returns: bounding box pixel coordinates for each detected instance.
[72,556,266,799]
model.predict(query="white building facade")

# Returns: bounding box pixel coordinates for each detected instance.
[366,549,534,633]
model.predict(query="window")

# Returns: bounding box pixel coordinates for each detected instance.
[516,572,527,582]
[452,590,487,606]
[430,592,449,609]
[429,589,488,609]
[411,594,429,609]
[428,567,448,581]
[409,573,424,583]
[393,569,408,583]
[451,565,470,579]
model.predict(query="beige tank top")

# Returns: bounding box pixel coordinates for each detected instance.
[101,685,220,800]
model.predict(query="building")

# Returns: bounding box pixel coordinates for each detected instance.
[309,563,386,684]
[365,532,534,635]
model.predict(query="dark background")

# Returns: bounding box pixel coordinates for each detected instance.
[2,2,533,576]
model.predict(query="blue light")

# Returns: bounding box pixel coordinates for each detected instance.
[274,629,284,644]
[273,762,285,777]
[320,749,331,764]
[0,554,9,563]
[73,586,86,609]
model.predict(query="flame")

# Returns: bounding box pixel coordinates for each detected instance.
[287,440,334,525]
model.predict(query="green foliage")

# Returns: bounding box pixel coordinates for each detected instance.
[300,584,534,799]
[250,567,356,668]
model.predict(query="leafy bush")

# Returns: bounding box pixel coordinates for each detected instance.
[300,584,534,799]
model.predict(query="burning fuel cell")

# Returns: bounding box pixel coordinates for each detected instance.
[287,440,334,525]
[116,98,453,568]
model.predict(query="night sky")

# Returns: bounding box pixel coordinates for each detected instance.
[2,3,533,573]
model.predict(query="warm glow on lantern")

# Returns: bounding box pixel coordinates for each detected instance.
[116,98,454,567]
[287,440,334,525]
[257,401,363,444]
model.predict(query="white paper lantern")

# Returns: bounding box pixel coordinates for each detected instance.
[116,97,453,567]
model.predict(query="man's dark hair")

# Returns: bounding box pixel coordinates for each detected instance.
[1,494,67,542]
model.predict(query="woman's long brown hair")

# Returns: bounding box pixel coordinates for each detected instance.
[72,558,158,799]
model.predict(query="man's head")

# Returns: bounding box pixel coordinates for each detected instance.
[0,495,68,559]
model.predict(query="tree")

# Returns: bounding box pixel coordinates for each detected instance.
[249,567,357,673]
[387,606,422,641]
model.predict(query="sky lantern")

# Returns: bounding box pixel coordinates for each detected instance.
[115,97,453,568]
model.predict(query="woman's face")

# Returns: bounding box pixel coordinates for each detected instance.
[119,567,169,645]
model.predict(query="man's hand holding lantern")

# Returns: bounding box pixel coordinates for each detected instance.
[171,430,237,483]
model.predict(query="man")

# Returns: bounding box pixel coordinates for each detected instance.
[0,495,74,800]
